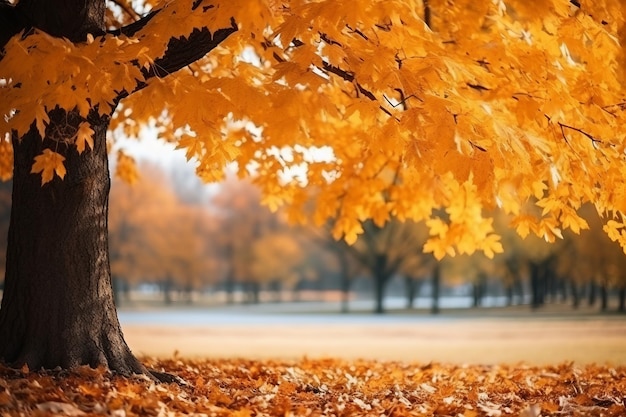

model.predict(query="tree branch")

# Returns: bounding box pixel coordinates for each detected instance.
[423,0,432,29]
[109,0,140,22]
[0,0,27,54]
[114,14,238,103]
[143,19,237,80]
[558,122,603,146]
[107,9,158,37]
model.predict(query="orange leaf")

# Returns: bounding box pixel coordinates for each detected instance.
[30,149,66,185]
[75,122,94,154]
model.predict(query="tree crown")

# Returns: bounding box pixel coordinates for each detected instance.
[1,0,626,257]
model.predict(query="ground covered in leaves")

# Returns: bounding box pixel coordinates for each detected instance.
[0,358,624,416]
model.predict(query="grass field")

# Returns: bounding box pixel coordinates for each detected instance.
[121,303,626,366]
[2,303,625,416]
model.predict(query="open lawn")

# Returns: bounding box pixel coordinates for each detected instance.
[120,303,626,366]
[2,304,625,416]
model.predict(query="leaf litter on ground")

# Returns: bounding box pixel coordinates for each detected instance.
[0,357,624,416]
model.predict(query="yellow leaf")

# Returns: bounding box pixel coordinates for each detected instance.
[75,122,94,154]
[0,138,13,181]
[424,237,453,260]
[115,150,139,184]
[35,103,49,139]
[511,215,536,239]
[31,149,66,185]
[532,181,547,199]
[481,234,503,259]
[603,220,623,242]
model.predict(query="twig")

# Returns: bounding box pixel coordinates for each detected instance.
[110,0,141,22]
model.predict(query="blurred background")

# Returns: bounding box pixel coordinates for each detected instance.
[0,145,625,365]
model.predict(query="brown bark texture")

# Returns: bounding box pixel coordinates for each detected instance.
[0,110,147,374]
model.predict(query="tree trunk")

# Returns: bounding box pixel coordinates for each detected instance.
[162,277,173,304]
[252,282,260,304]
[529,262,544,309]
[405,277,419,309]
[112,275,124,306]
[514,275,524,305]
[245,282,260,304]
[472,275,486,308]
[339,253,351,314]
[559,278,568,303]
[0,114,146,374]
[224,245,236,305]
[0,0,236,379]
[618,287,625,313]
[272,281,282,303]
[340,282,350,314]
[373,254,387,315]
[184,284,193,304]
[505,284,513,306]
[600,283,608,312]
[373,275,385,314]
[588,281,597,306]
[571,281,580,309]
[431,263,440,315]
[505,259,523,306]
[225,278,235,304]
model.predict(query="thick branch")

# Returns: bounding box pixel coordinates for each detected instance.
[114,15,238,103]
[0,1,27,54]
[16,0,105,42]
[143,19,237,80]
[108,9,158,37]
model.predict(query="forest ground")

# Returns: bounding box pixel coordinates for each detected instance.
[120,301,626,366]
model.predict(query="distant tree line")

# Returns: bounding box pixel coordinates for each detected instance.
[1,169,624,314]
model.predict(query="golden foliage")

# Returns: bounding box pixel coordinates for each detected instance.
[2,0,626,255]
[0,358,625,416]
[114,150,139,185]
[29,149,66,185]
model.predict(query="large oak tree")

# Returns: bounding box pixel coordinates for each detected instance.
[1,0,626,375]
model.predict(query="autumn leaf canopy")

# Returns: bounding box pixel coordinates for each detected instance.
[1,0,626,258]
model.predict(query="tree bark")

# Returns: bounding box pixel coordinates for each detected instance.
[0,111,147,374]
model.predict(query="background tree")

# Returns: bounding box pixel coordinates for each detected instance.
[2,0,626,374]
[397,224,435,310]
[108,166,174,302]
[250,232,304,302]
[210,176,277,304]
[560,205,626,312]
[110,165,217,304]
[339,219,431,314]
[303,222,365,313]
